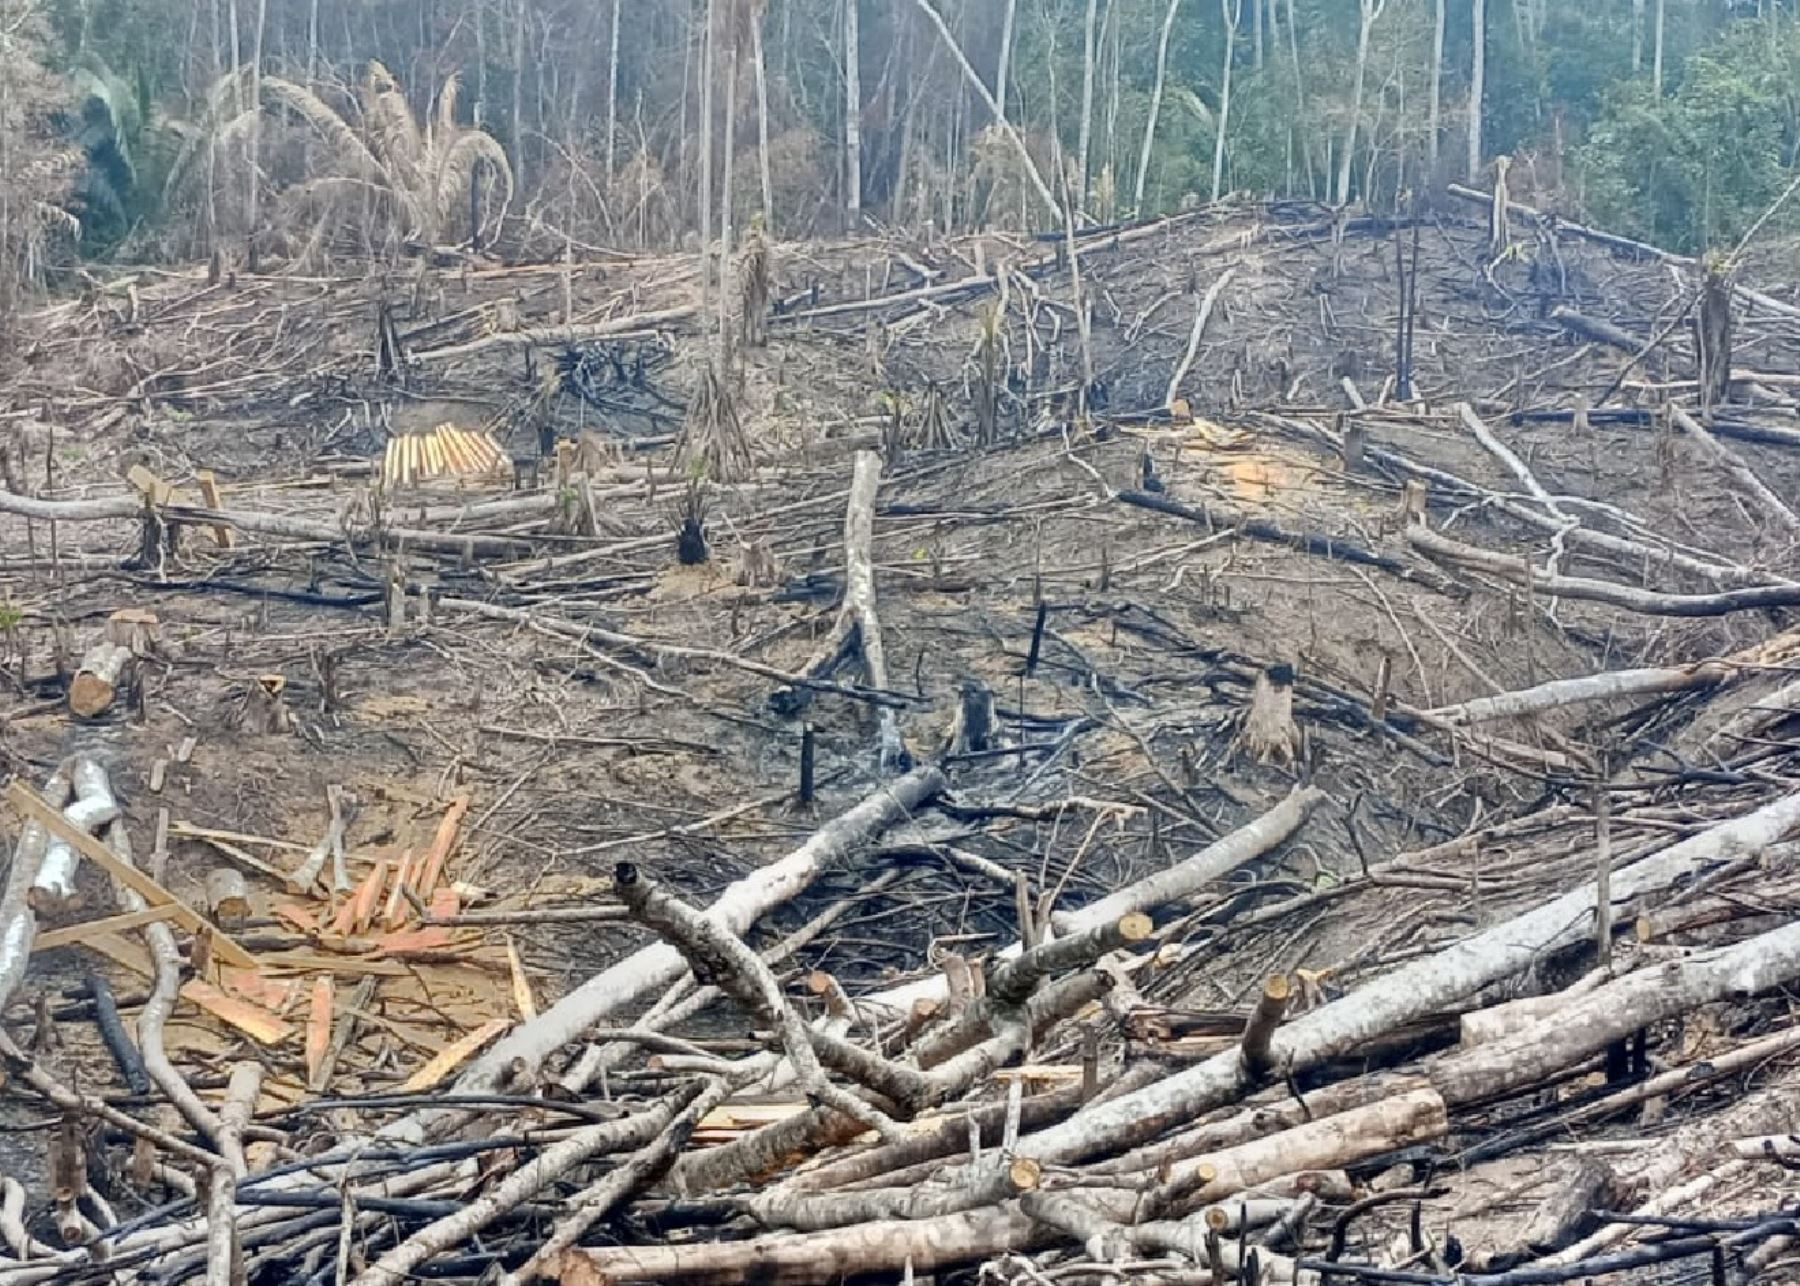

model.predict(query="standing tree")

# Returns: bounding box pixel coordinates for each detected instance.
[1338,0,1389,206]
[1468,0,1486,179]
[1077,0,1100,207]
[1134,0,1184,213]
[844,0,862,226]
[1428,0,1446,168]
[1212,0,1242,202]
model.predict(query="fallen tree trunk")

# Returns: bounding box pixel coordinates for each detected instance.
[1426,663,1730,727]
[411,306,697,363]
[1669,406,1800,534]
[1447,184,1800,321]
[1407,523,1800,617]
[1051,786,1323,933]
[0,490,529,556]
[551,1203,1047,1284]
[1013,786,1800,1166]
[1120,489,1456,592]
[425,766,945,1115]
[0,765,73,1011]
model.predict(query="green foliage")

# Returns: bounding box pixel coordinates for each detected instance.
[1578,20,1800,253]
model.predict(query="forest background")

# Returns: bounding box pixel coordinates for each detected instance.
[1,0,1796,325]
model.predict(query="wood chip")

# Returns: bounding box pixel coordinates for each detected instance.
[504,936,537,1020]
[399,1018,509,1092]
[81,934,293,1045]
[305,976,335,1088]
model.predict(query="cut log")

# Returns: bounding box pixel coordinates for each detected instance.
[0,764,74,1011]
[28,760,120,912]
[68,642,133,719]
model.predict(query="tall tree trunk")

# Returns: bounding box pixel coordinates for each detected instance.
[1336,0,1384,207]
[1211,0,1240,202]
[845,0,862,225]
[1284,0,1314,198]
[247,0,266,242]
[720,35,739,344]
[996,0,1018,125]
[1428,0,1445,168]
[1632,0,1645,73]
[1133,0,1184,214]
[701,0,716,301]
[1251,0,1263,70]
[605,0,621,175]
[512,0,527,197]
[753,5,774,232]
[1652,0,1665,96]
[306,0,319,84]
[1468,0,1485,181]
[1078,0,1099,207]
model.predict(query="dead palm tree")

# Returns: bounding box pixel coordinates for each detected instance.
[169,61,513,252]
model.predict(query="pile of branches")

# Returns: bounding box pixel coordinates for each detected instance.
[6,724,1797,1285]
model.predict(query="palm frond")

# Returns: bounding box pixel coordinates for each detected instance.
[362,61,426,195]
[259,76,386,182]
[432,130,513,241]
[435,73,461,143]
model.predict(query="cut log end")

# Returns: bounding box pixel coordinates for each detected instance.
[1117,912,1154,944]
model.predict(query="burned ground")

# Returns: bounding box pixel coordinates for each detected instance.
[1,196,1798,1282]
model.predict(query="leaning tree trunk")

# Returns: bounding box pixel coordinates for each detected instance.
[1211,0,1240,202]
[1467,0,1485,179]
[1133,0,1184,214]
[995,0,1018,127]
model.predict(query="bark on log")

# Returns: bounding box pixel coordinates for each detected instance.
[1407,524,1800,616]
[104,817,222,1143]
[416,766,944,1121]
[1427,663,1729,727]
[201,1166,238,1286]
[1052,787,1322,933]
[68,642,133,719]
[0,764,73,1011]
[30,760,119,912]
[1457,403,1571,528]
[1669,406,1800,534]
[216,1062,262,1179]
[551,1203,1047,1284]
[1550,306,1643,352]
[1014,787,1800,1166]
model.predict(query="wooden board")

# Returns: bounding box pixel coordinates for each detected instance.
[7,781,258,969]
[36,905,180,951]
[82,934,293,1046]
[399,1018,508,1091]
